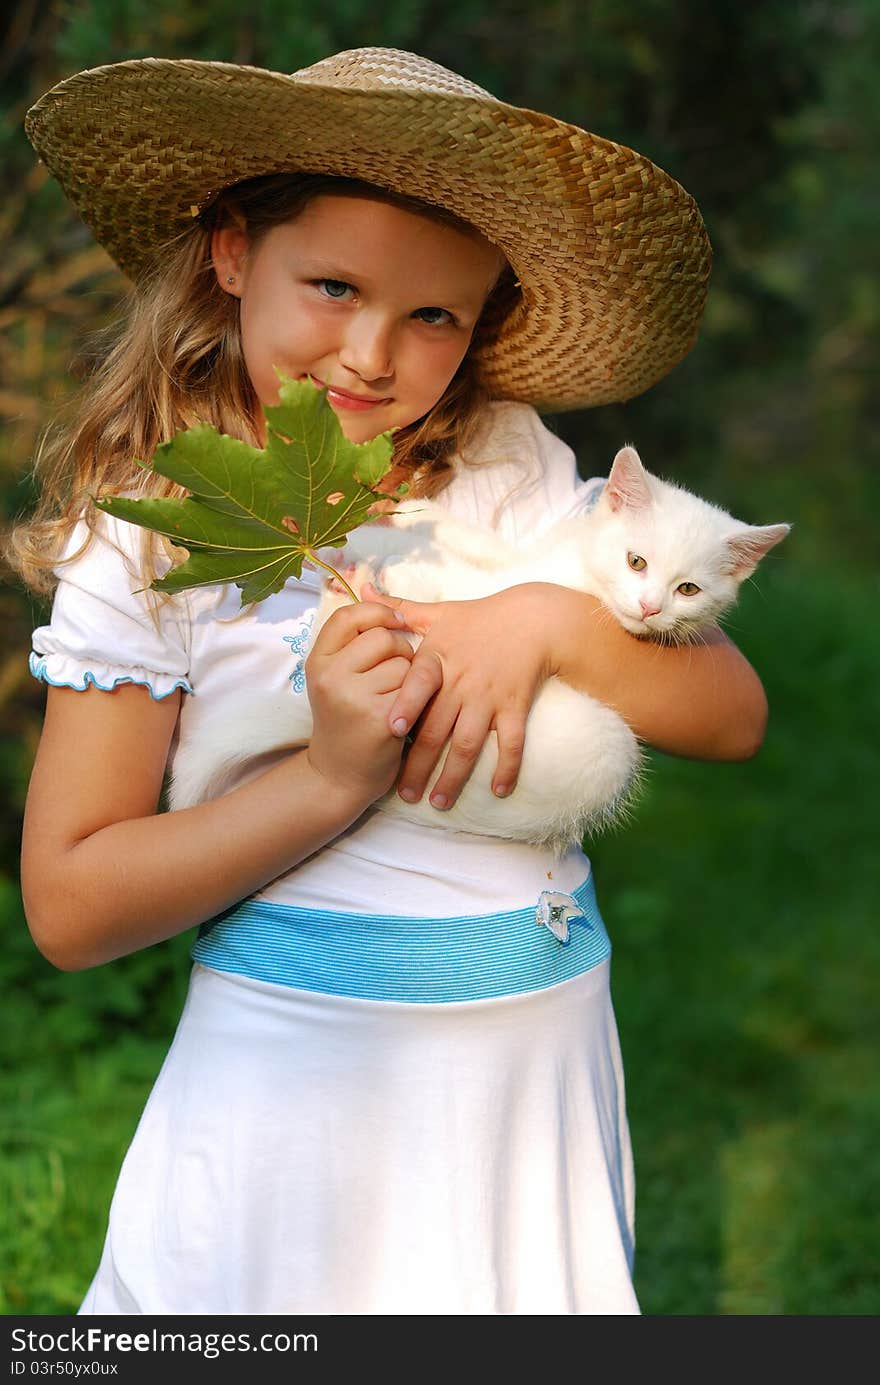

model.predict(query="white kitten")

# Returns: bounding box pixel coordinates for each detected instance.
[168,447,789,854]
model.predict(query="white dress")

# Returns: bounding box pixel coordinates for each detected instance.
[31,402,638,1315]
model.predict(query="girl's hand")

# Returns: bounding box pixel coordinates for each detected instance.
[361,581,555,810]
[305,601,415,805]
[361,573,769,812]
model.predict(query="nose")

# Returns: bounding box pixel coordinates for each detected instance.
[639,598,662,619]
[338,310,394,382]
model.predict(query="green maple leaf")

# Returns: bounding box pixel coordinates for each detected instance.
[93,374,402,605]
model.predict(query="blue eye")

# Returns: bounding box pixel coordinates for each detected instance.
[414,306,455,326]
[318,279,353,299]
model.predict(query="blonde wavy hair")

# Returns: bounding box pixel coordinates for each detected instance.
[7,173,520,595]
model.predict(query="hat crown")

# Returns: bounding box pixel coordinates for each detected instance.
[292,47,496,103]
[25,48,711,410]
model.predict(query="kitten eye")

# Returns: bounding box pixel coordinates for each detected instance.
[676,581,701,596]
[627,553,647,571]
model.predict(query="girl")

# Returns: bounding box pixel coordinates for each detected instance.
[13,49,767,1315]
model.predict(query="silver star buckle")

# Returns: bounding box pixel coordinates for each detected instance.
[535,890,591,945]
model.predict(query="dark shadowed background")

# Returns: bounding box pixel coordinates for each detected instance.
[1,0,877,1314]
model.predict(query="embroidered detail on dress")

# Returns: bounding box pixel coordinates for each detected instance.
[282,613,316,695]
[535,890,594,945]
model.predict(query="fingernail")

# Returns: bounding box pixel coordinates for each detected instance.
[494,784,509,797]
[430,793,448,810]
[392,718,408,736]
[393,610,406,623]
[399,786,418,802]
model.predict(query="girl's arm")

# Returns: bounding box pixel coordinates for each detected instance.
[21,604,413,972]
[362,581,768,809]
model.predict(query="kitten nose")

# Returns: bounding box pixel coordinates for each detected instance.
[639,599,662,619]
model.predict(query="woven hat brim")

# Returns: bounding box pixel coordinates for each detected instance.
[26,58,712,411]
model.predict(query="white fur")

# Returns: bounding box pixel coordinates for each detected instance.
[168,448,789,853]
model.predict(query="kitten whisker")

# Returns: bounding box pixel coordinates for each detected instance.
[744,576,771,608]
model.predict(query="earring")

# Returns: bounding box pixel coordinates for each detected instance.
[226,275,235,285]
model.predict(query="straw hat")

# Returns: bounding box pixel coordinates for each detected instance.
[25,47,712,412]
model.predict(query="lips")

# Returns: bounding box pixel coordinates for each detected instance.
[307,375,391,410]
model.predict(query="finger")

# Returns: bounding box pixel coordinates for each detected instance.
[340,626,415,675]
[384,646,445,739]
[396,698,459,803]
[364,656,415,695]
[361,583,439,637]
[488,706,528,798]
[312,600,407,656]
[420,709,494,809]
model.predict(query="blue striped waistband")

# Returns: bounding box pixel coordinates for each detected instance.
[191,875,610,1004]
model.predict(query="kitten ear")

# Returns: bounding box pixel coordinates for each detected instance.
[725,523,791,578]
[606,446,653,513]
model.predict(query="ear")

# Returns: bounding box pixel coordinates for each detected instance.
[725,523,791,578]
[605,446,653,513]
[210,219,250,298]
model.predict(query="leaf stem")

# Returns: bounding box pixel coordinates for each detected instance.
[304,548,360,603]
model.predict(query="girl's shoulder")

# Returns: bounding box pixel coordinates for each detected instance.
[458,399,567,470]
[440,400,604,541]
[52,502,156,584]
[29,504,195,702]
[50,501,216,620]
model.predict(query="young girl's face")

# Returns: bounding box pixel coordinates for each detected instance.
[213,195,505,444]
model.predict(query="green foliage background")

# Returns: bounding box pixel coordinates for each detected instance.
[1,0,877,1315]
